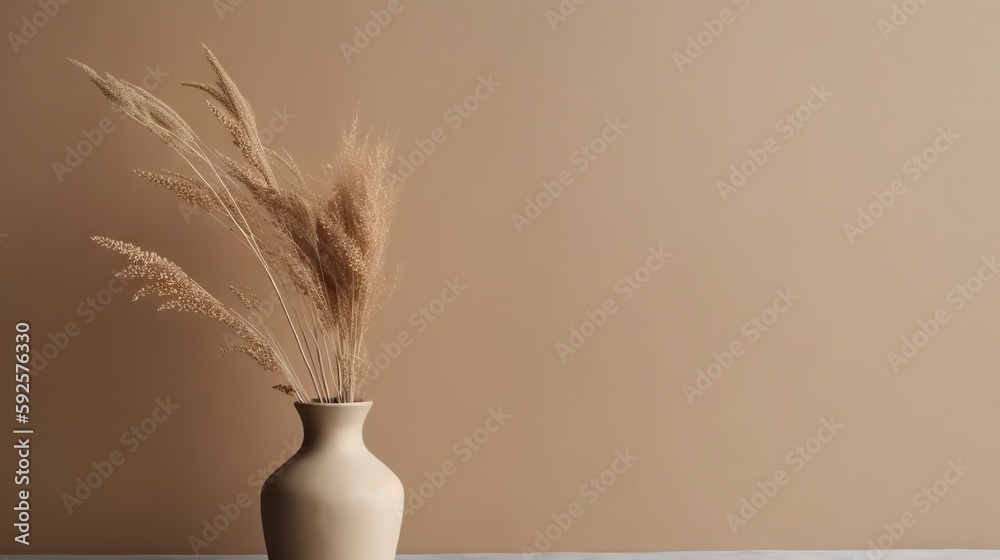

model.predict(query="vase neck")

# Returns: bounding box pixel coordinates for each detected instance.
[294,401,371,451]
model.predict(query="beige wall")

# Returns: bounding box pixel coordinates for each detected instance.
[2,0,999,554]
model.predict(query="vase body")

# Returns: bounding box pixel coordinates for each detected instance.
[261,401,404,560]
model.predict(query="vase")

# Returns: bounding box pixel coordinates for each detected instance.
[261,400,404,560]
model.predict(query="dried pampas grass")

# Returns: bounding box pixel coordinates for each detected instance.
[72,45,399,403]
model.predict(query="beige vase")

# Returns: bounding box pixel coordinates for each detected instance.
[261,400,404,560]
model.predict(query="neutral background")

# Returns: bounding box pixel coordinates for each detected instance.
[2,0,999,554]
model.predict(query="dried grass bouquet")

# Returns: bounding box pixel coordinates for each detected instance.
[72,45,398,403]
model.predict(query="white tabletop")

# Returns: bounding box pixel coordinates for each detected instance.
[6,552,999,560]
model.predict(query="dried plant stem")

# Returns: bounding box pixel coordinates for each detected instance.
[166,130,327,398]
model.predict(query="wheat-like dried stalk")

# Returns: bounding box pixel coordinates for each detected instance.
[72,45,399,403]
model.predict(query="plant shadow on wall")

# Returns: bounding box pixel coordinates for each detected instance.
[72,44,408,560]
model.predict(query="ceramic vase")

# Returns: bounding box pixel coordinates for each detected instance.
[261,401,404,560]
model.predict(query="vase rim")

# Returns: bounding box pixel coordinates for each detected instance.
[294,399,373,408]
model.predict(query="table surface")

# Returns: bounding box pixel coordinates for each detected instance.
[6,552,999,560]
